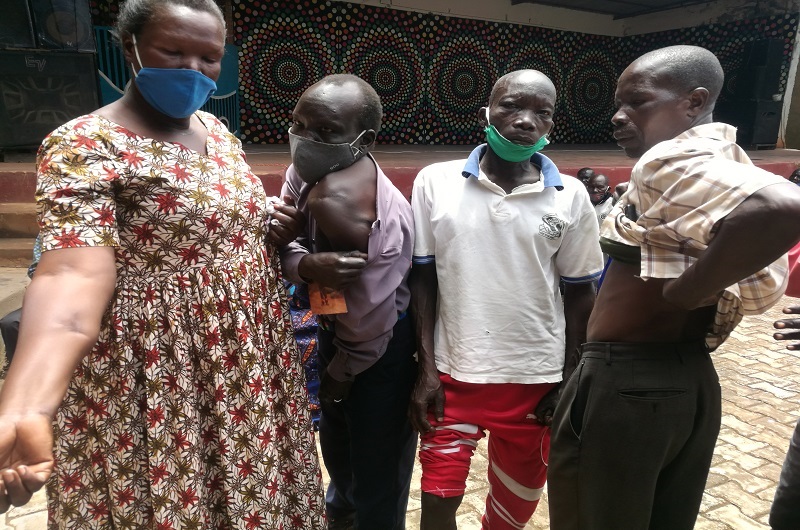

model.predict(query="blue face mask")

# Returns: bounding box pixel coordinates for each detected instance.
[484,108,549,162]
[131,35,217,119]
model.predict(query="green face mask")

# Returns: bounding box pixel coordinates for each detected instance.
[484,108,550,162]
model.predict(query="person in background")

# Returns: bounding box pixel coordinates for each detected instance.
[0,236,41,365]
[770,239,800,529]
[0,0,325,527]
[285,281,321,428]
[789,167,800,186]
[280,74,417,530]
[548,44,800,530]
[410,69,603,530]
[576,166,595,189]
[586,173,615,227]
[613,181,629,202]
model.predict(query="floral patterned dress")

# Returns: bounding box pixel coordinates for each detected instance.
[36,113,325,529]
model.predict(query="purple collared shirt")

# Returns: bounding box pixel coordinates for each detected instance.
[280,156,414,381]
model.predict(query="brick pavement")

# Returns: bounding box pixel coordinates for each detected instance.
[2,298,799,529]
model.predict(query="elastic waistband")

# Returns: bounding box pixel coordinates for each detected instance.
[581,341,707,359]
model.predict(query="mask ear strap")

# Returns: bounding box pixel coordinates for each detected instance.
[131,34,144,75]
[349,130,369,156]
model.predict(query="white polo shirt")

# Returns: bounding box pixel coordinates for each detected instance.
[412,145,603,384]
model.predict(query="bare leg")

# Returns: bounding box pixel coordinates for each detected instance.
[421,492,462,530]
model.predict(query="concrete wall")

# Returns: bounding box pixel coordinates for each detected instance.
[345,0,620,34]
[347,0,800,35]
[622,0,800,34]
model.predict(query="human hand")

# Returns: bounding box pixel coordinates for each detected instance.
[532,385,561,426]
[0,414,54,513]
[298,251,368,290]
[319,369,353,405]
[267,195,306,247]
[408,370,444,434]
[774,305,800,350]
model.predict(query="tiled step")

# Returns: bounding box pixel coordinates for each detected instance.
[0,203,37,238]
[0,168,37,203]
[0,238,35,268]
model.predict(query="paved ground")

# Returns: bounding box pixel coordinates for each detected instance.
[0,294,798,529]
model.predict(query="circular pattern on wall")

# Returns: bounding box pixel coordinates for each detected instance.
[229,2,798,145]
[562,49,616,143]
[429,33,499,144]
[238,15,336,143]
[341,25,425,144]
[505,40,564,92]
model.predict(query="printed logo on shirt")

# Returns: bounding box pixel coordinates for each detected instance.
[539,213,566,240]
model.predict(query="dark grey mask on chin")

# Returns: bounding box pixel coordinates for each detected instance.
[288,130,368,185]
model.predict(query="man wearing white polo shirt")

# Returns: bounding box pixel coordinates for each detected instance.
[408,69,603,530]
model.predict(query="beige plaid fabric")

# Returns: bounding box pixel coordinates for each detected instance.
[601,123,788,350]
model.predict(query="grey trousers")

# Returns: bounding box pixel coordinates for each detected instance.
[0,307,21,363]
[548,341,721,530]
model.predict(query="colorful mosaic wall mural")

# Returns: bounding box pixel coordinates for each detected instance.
[88,0,797,145]
[233,2,797,145]
[233,0,625,144]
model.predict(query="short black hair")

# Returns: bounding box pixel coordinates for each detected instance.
[320,74,383,132]
[115,0,225,43]
[638,45,724,104]
[577,167,595,180]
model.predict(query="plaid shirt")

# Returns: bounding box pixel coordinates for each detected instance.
[601,123,788,350]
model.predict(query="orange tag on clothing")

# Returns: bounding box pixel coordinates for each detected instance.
[308,283,348,314]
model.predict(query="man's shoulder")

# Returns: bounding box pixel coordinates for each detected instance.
[417,158,470,177]
[554,174,592,201]
[557,173,584,190]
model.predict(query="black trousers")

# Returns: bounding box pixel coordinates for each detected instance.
[548,341,721,530]
[317,315,418,530]
[0,307,21,363]
[771,417,800,529]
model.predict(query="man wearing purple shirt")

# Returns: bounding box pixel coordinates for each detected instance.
[280,74,416,530]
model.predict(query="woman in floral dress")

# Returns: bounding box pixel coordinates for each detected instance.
[0,0,325,528]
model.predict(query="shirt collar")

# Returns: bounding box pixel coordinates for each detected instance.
[592,192,613,206]
[639,122,738,166]
[674,122,736,142]
[461,144,564,190]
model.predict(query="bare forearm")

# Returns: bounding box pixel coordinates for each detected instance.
[0,252,116,417]
[409,263,438,377]
[667,184,800,307]
[563,282,595,381]
[0,325,101,417]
